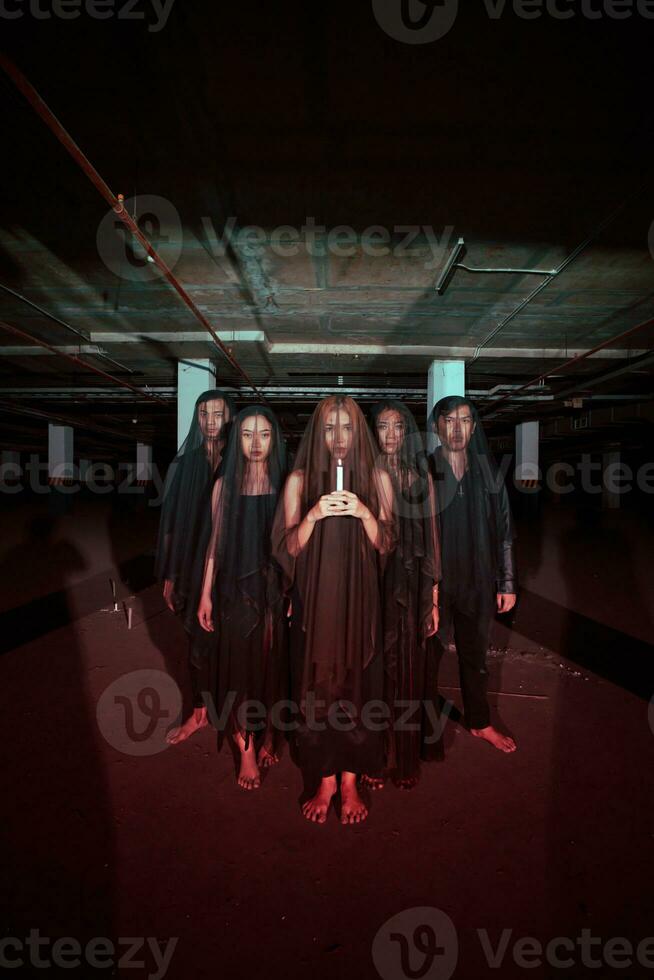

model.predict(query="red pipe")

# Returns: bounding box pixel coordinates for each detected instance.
[0,53,266,402]
[0,319,167,404]
[481,315,654,416]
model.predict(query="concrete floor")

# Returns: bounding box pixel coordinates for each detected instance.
[2,492,654,980]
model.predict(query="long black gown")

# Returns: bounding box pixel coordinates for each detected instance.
[285,486,389,781]
[381,471,442,782]
[213,492,287,753]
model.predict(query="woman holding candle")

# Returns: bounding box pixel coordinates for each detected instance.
[197,406,288,789]
[272,396,396,824]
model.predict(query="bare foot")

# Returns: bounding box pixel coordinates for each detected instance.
[234,733,261,790]
[302,776,337,824]
[394,775,420,790]
[257,745,279,769]
[471,725,516,753]
[360,774,385,791]
[340,772,369,825]
[166,707,208,745]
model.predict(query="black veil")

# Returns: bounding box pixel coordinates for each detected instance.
[199,405,288,749]
[369,400,440,653]
[429,394,516,609]
[203,404,287,601]
[272,395,396,697]
[155,388,235,627]
[370,400,442,781]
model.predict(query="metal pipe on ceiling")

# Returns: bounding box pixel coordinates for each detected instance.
[468,186,646,364]
[480,314,654,416]
[0,281,135,375]
[0,318,167,404]
[553,349,654,399]
[0,53,267,404]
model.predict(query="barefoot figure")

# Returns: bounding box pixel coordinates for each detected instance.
[155,389,234,744]
[198,407,288,789]
[428,396,518,753]
[363,400,441,791]
[273,396,396,824]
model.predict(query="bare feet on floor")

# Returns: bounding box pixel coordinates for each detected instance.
[471,725,516,753]
[340,772,369,825]
[166,706,208,745]
[394,775,420,790]
[257,745,279,769]
[234,733,261,790]
[360,773,385,791]
[302,776,337,824]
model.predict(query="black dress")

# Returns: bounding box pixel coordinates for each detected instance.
[288,511,386,781]
[381,473,442,782]
[214,493,287,752]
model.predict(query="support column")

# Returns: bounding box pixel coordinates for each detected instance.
[1,450,21,489]
[603,449,621,510]
[48,424,74,485]
[78,459,91,485]
[427,358,465,448]
[177,359,216,449]
[515,421,540,487]
[136,443,153,486]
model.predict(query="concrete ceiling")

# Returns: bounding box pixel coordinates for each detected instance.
[1,5,653,455]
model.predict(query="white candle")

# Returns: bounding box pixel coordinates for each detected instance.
[336,458,344,491]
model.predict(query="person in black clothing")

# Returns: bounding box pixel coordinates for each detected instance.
[198,407,288,789]
[155,389,234,744]
[272,396,396,824]
[363,400,441,790]
[429,395,518,753]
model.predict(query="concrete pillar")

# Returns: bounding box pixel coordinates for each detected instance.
[515,421,540,486]
[136,442,153,486]
[177,359,216,449]
[603,450,621,510]
[48,424,74,485]
[427,358,465,449]
[1,450,21,488]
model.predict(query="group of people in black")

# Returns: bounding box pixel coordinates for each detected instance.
[156,390,517,825]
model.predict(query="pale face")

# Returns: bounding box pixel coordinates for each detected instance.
[198,398,228,440]
[324,408,353,459]
[240,413,273,462]
[376,408,405,456]
[436,403,476,452]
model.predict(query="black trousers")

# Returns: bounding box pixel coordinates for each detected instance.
[433,592,494,730]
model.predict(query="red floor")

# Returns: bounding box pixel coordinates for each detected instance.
[2,494,654,979]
